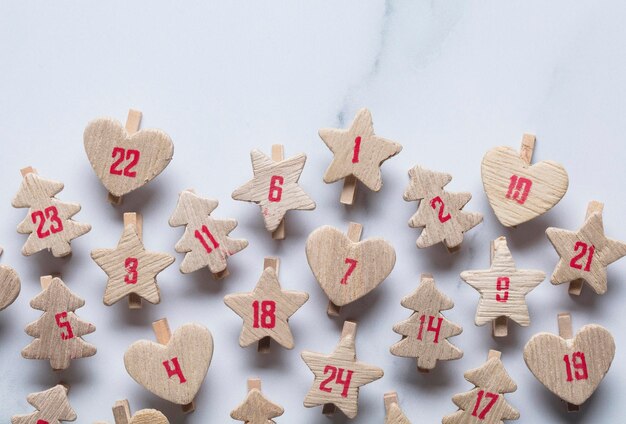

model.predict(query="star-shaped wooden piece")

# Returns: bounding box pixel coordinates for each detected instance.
[12,384,76,424]
[301,321,383,419]
[546,201,626,295]
[232,147,315,234]
[224,258,308,350]
[460,237,544,335]
[230,378,284,424]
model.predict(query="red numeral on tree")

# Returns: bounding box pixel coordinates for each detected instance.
[194,225,220,254]
[252,300,276,329]
[162,357,187,383]
[340,258,358,285]
[319,365,354,398]
[124,257,138,284]
[430,196,452,223]
[268,175,284,202]
[569,241,595,272]
[563,352,588,382]
[505,175,532,204]
[416,314,443,343]
[109,147,140,177]
[37,420,50,424]
[352,136,362,163]
[55,312,74,340]
[496,276,510,303]
[471,390,499,420]
[32,206,64,239]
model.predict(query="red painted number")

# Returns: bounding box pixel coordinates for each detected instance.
[505,175,532,204]
[569,241,595,272]
[163,357,187,383]
[430,196,451,223]
[564,352,588,382]
[124,257,138,284]
[319,365,353,398]
[416,314,443,343]
[496,276,510,303]
[252,300,276,329]
[31,206,64,239]
[340,258,358,285]
[109,147,140,177]
[55,312,74,340]
[471,390,499,420]
[268,175,284,202]
[194,225,220,253]
[352,136,362,163]
[37,420,49,424]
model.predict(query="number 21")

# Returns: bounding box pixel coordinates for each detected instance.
[569,241,594,272]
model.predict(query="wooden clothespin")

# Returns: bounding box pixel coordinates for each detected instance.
[112,399,169,424]
[558,314,579,412]
[271,145,286,239]
[125,213,143,308]
[230,378,284,423]
[110,110,141,205]
[383,391,411,424]
[569,202,603,295]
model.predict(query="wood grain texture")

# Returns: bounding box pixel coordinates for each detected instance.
[11,384,76,423]
[124,322,213,405]
[481,134,568,227]
[169,190,248,275]
[390,274,463,370]
[22,277,96,370]
[305,223,395,307]
[230,378,284,424]
[404,165,482,249]
[12,170,91,257]
[232,148,315,232]
[302,321,384,419]
[384,392,411,424]
[0,264,20,311]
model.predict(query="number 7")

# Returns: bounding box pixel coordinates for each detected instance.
[340,258,358,285]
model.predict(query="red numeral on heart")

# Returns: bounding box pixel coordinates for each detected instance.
[31,206,64,239]
[55,311,74,340]
[268,175,284,202]
[252,300,276,329]
[162,357,187,383]
[505,175,532,204]
[569,241,595,272]
[340,258,358,285]
[37,420,50,424]
[124,257,138,284]
[496,276,510,303]
[564,352,588,382]
[471,389,499,420]
[416,314,443,343]
[109,147,140,177]
[194,225,220,254]
[352,136,362,163]
[430,196,452,223]
[319,365,354,398]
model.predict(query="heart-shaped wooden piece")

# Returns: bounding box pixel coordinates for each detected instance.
[523,324,615,405]
[305,226,395,306]
[0,265,20,311]
[84,117,174,197]
[130,409,169,424]
[481,146,568,227]
[124,323,213,405]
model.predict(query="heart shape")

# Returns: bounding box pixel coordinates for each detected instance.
[481,147,568,227]
[0,265,20,311]
[523,325,615,405]
[84,117,174,197]
[124,323,213,405]
[130,409,169,424]
[305,226,395,306]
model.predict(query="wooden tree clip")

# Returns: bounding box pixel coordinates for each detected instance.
[230,378,285,423]
[112,399,169,424]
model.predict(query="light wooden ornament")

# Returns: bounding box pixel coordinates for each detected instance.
[305,222,396,316]
[460,236,544,337]
[481,133,568,227]
[22,276,96,370]
[442,350,519,424]
[230,378,285,424]
[318,108,402,205]
[546,201,626,296]
[403,165,482,251]
[111,399,169,424]
[12,384,76,423]
[91,212,175,309]
[224,257,309,353]
[169,189,248,279]
[232,145,316,239]
[523,313,615,410]
[12,167,91,257]
[384,392,411,424]
[302,321,384,419]
[123,318,213,412]
[84,109,174,204]
[390,274,463,372]
[0,261,20,311]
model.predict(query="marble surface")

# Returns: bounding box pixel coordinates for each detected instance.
[1,1,625,423]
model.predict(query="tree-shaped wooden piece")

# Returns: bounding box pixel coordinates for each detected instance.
[111,399,169,424]
[390,274,463,372]
[460,237,544,337]
[169,189,248,279]
[232,145,315,239]
[12,168,91,257]
[546,201,626,296]
[443,350,519,424]
[318,108,402,205]
[12,384,76,424]
[230,378,284,424]
[302,321,383,419]
[224,257,309,352]
[384,392,411,424]
[92,212,174,309]
[22,276,96,370]
[0,262,21,311]
[403,165,482,251]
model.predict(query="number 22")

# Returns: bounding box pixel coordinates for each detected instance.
[110,147,140,177]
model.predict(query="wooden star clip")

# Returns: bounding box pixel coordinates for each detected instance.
[230,378,284,424]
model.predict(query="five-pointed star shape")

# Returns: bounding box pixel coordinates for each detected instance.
[460,238,545,327]
[301,331,384,419]
[232,150,315,232]
[224,267,308,349]
[546,212,626,294]
[319,108,402,191]
[91,225,174,305]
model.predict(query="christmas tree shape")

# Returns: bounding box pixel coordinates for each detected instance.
[443,350,519,424]
[169,190,248,278]
[390,274,462,371]
[12,169,91,257]
[403,166,482,249]
[230,378,284,424]
[22,276,96,370]
[12,384,77,423]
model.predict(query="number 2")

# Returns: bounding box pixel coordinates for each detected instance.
[319,365,353,398]
[564,352,588,382]
[471,390,499,420]
[430,196,451,223]
[55,312,74,340]
[252,300,276,328]
[31,206,64,239]
[340,258,358,285]
[569,241,595,272]
[496,276,509,303]
[125,257,138,284]
[109,147,140,177]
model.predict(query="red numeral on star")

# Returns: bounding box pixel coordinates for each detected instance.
[110,147,140,177]
[194,225,220,254]
[505,175,532,204]
[124,257,138,284]
[416,314,443,343]
[471,389,499,420]
[564,351,588,382]
[496,276,510,303]
[252,300,276,329]
[430,195,452,223]
[55,311,74,340]
[319,365,354,398]
[569,241,595,272]
[268,175,284,202]
[31,206,64,239]
[352,136,362,163]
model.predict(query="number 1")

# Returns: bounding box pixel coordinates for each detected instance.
[352,136,361,163]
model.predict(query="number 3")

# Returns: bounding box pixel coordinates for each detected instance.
[125,257,138,284]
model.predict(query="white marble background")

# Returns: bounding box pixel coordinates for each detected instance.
[1,1,625,423]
